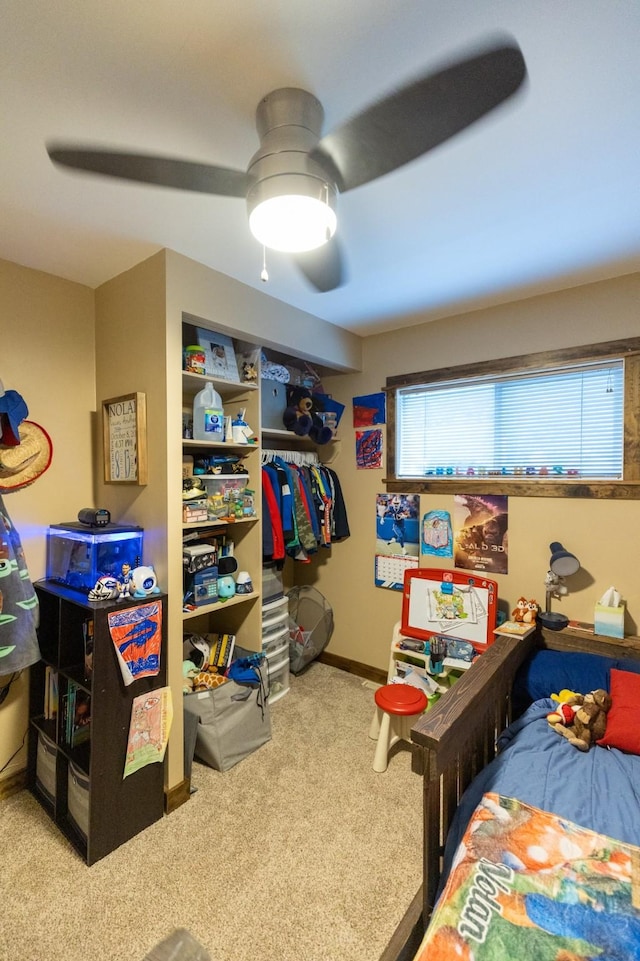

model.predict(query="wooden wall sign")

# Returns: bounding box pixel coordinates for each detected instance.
[102,392,148,485]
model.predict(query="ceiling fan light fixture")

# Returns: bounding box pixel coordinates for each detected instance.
[248,173,337,253]
[250,195,336,253]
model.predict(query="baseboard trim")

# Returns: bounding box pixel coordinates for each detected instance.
[164,778,191,814]
[0,769,27,801]
[318,651,386,686]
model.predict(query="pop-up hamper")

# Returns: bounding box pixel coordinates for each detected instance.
[287,585,334,675]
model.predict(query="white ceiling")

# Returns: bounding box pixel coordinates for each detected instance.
[2,1,639,336]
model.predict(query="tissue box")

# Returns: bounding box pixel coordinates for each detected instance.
[594,603,625,639]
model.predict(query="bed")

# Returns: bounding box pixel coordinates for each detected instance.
[379,626,640,961]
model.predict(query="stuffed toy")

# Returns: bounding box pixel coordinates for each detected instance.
[550,687,581,704]
[551,688,612,751]
[512,596,528,622]
[282,386,332,444]
[547,691,583,728]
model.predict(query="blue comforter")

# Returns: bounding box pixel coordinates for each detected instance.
[441,698,640,888]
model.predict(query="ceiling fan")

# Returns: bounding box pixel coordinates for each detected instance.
[47,39,526,293]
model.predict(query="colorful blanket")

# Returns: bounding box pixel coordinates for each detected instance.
[415,793,640,961]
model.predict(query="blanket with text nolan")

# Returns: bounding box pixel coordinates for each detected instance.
[415,793,640,961]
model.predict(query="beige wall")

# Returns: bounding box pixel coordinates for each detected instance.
[307,272,640,673]
[0,259,95,782]
[3,253,639,785]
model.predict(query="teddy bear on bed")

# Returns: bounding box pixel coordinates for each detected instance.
[282,386,333,444]
[549,688,612,751]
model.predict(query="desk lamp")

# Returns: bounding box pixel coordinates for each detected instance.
[538,542,580,631]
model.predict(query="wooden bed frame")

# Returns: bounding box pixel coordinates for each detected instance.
[379,625,640,961]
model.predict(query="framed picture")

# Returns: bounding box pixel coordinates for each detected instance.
[196,328,239,382]
[102,392,148,485]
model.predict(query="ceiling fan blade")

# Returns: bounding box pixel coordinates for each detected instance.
[312,42,526,192]
[293,236,345,292]
[47,146,251,198]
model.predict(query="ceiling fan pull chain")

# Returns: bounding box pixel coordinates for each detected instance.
[261,246,269,283]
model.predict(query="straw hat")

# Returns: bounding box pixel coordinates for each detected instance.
[0,421,53,492]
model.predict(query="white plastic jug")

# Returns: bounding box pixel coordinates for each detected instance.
[192,382,224,442]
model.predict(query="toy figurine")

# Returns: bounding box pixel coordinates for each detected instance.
[128,565,161,597]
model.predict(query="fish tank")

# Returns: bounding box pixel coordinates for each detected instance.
[46,523,144,594]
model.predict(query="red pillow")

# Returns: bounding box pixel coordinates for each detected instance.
[597,668,640,754]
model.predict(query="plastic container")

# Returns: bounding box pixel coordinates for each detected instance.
[262,626,289,658]
[184,346,206,375]
[192,381,224,442]
[267,654,290,703]
[262,595,289,635]
[262,563,284,604]
[46,523,144,594]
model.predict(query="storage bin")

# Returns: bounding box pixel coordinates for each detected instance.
[183,680,271,772]
[262,604,289,635]
[261,380,288,430]
[262,594,289,617]
[36,731,57,803]
[262,625,289,658]
[67,760,89,839]
[267,654,290,704]
[262,563,284,604]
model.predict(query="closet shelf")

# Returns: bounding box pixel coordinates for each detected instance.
[182,370,258,397]
[182,591,260,620]
[182,439,260,452]
[182,516,258,531]
[261,430,341,465]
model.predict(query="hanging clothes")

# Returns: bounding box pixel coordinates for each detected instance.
[0,493,41,672]
[261,468,285,562]
[261,453,349,562]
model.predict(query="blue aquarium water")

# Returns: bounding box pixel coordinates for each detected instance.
[46,523,143,593]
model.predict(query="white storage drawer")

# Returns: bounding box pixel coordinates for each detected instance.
[267,655,290,704]
[262,626,288,658]
[262,594,288,622]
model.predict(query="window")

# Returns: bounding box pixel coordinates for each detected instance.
[386,338,640,499]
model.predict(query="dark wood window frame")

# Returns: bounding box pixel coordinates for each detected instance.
[385,336,640,499]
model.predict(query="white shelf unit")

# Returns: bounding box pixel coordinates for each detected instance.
[181,347,262,654]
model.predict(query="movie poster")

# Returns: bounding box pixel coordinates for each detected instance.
[453,494,509,575]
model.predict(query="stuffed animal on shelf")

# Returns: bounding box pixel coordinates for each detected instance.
[551,689,612,751]
[512,596,528,622]
[282,386,333,444]
[242,360,258,383]
[523,599,539,623]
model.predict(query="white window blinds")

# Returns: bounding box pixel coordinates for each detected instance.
[396,360,624,480]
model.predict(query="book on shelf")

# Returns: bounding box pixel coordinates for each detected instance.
[208,632,236,674]
[494,620,537,638]
[44,667,59,720]
[83,617,94,680]
[567,619,595,634]
[63,681,91,748]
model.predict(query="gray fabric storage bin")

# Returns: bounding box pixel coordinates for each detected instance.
[260,380,287,430]
[67,760,89,838]
[36,731,57,803]
[183,680,271,772]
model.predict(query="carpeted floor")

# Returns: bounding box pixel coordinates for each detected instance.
[0,662,423,961]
